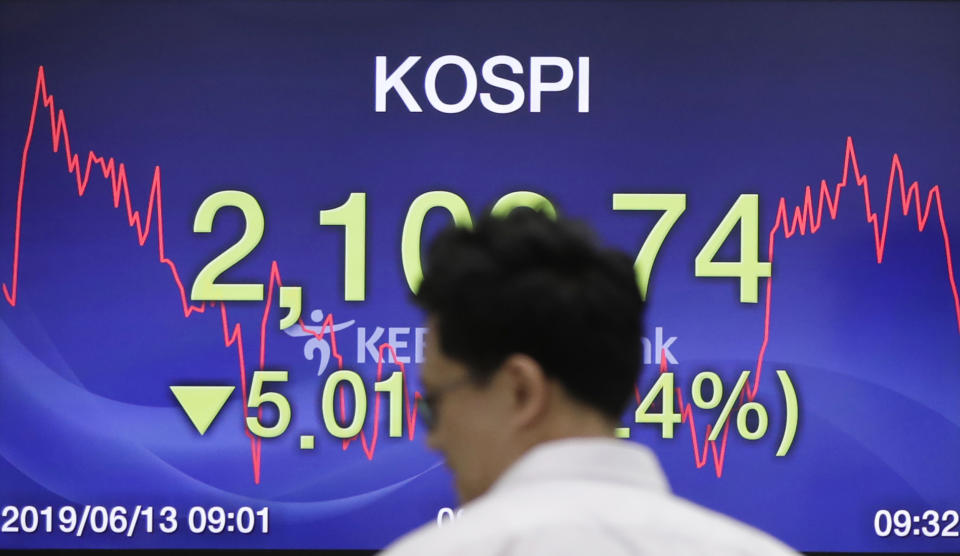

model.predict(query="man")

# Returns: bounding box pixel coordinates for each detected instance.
[382,209,799,555]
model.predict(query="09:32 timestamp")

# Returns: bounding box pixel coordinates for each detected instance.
[874,509,958,538]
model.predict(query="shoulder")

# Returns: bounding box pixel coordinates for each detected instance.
[378,519,488,556]
[381,485,800,556]
[381,440,799,555]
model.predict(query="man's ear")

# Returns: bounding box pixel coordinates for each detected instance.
[498,353,551,428]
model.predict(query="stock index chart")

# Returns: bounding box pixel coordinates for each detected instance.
[0,1,958,553]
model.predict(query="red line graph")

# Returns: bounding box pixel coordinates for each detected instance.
[3,67,957,481]
[2,65,275,482]
[667,136,960,477]
[1,66,424,483]
[632,352,735,476]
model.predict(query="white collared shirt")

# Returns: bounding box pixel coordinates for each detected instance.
[381,437,801,555]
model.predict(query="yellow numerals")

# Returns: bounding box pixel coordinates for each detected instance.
[192,190,771,307]
[694,194,771,303]
[613,193,686,301]
[319,193,367,301]
[616,193,770,303]
[191,190,265,301]
[244,370,408,440]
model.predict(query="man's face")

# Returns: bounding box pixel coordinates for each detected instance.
[420,320,512,503]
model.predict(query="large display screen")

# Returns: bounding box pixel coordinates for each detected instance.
[1,1,958,553]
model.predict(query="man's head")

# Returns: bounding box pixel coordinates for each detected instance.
[414,208,643,503]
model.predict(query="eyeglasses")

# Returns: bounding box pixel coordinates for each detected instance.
[417,377,477,431]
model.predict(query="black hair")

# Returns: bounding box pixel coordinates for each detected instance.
[415,207,643,419]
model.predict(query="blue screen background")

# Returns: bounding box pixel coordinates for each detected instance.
[1,1,958,552]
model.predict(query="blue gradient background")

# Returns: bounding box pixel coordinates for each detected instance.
[0,0,958,552]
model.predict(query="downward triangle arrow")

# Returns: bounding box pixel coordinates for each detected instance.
[170,386,235,435]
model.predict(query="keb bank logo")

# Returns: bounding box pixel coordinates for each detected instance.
[285,309,427,376]
[286,308,678,376]
[375,55,590,113]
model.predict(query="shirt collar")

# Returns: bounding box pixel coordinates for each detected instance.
[489,436,671,495]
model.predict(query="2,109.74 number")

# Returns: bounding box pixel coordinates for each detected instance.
[189,190,772,311]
